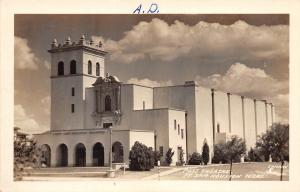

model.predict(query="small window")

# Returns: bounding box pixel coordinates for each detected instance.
[181,129,184,139]
[174,120,177,130]
[70,60,76,74]
[103,123,113,128]
[96,63,100,76]
[143,101,145,110]
[217,123,220,133]
[159,146,163,156]
[178,124,180,135]
[72,87,75,96]
[58,61,64,76]
[88,60,92,75]
[71,104,75,113]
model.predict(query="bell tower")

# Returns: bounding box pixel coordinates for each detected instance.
[48,35,107,131]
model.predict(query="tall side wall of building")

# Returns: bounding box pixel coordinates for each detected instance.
[195,86,213,156]
[153,85,197,154]
[244,98,256,149]
[230,95,244,137]
[214,91,229,134]
[256,100,267,136]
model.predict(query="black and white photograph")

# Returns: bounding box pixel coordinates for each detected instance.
[1,1,300,192]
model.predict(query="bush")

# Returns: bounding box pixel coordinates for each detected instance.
[129,141,154,171]
[247,147,263,162]
[202,142,210,165]
[188,152,202,165]
[165,148,174,166]
[212,144,226,164]
[153,150,162,166]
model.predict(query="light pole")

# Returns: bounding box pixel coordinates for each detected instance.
[107,125,115,178]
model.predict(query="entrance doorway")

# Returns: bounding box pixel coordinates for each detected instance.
[112,141,124,163]
[57,144,68,167]
[75,143,86,167]
[93,142,104,166]
[41,144,51,167]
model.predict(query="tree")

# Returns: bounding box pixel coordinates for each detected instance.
[129,141,154,171]
[202,141,210,165]
[255,123,289,181]
[188,152,202,165]
[165,148,174,166]
[212,143,227,164]
[223,135,246,181]
[14,131,40,180]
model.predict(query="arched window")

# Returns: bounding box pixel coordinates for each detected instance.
[58,61,64,75]
[88,60,92,75]
[96,62,100,76]
[70,60,76,74]
[105,95,111,111]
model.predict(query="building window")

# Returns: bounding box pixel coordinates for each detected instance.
[105,95,111,111]
[217,123,220,133]
[143,101,145,110]
[70,60,76,74]
[159,146,163,156]
[71,104,75,113]
[181,129,184,139]
[103,123,112,128]
[96,63,100,76]
[178,124,180,135]
[174,120,177,130]
[72,87,75,96]
[58,61,64,76]
[88,60,92,75]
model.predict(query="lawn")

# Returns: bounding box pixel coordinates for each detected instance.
[161,162,289,181]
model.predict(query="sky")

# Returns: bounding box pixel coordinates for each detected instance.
[14,14,289,134]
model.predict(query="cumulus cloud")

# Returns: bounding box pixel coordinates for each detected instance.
[93,19,288,64]
[15,36,39,70]
[14,104,47,134]
[127,78,173,87]
[195,63,289,123]
[41,96,51,115]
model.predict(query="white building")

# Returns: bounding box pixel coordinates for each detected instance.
[34,36,276,167]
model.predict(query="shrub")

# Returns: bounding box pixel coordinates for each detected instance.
[212,144,226,164]
[129,141,154,171]
[202,142,210,165]
[188,152,202,165]
[153,150,162,166]
[165,148,174,166]
[248,147,263,162]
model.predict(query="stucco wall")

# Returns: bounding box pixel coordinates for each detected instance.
[230,95,244,137]
[214,90,229,134]
[244,98,256,149]
[35,130,135,166]
[132,85,153,110]
[50,50,83,76]
[256,100,267,136]
[82,51,105,77]
[195,86,213,157]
